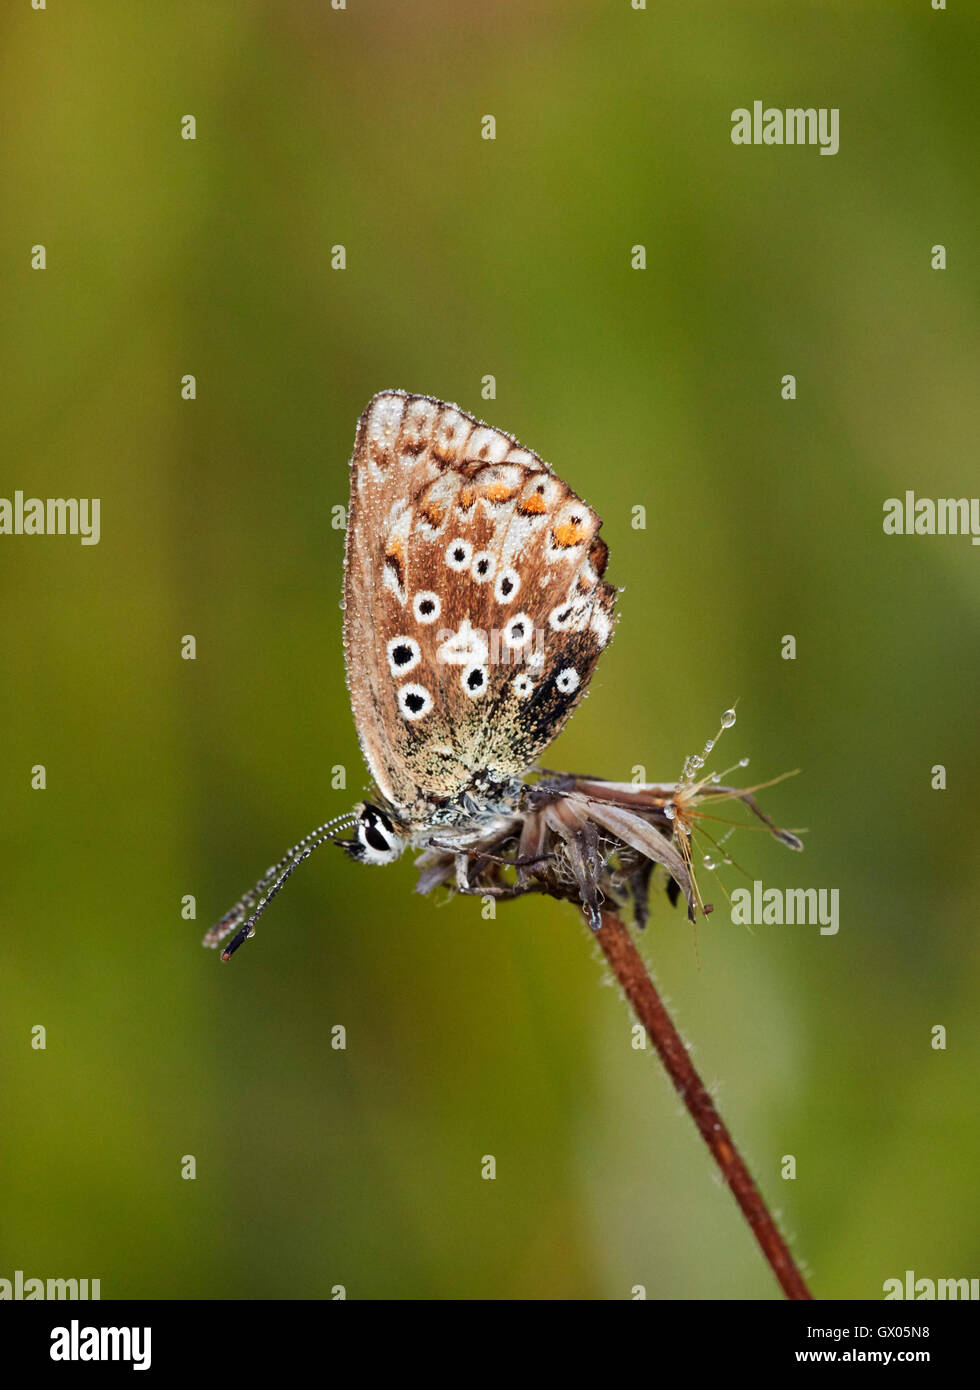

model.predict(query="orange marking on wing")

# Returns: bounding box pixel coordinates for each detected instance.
[553,521,587,548]
[384,537,405,585]
[419,501,444,528]
[518,493,547,515]
[482,482,518,502]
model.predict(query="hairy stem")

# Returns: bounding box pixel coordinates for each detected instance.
[593,909,812,1300]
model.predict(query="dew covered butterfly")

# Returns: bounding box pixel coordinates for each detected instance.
[204,392,801,961]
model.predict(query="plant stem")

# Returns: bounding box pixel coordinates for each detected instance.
[593,909,812,1300]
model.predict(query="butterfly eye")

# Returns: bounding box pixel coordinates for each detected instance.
[363,823,391,852]
[355,805,403,865]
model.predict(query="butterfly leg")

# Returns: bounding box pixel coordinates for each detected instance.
[454,879,547,902]
[447,850,553,893]
[454,853,471,892]
[427,838,552,870]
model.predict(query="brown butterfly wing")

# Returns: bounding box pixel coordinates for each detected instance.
[343,392,616,829]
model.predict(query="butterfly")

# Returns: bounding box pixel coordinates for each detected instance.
[204,392,801,960]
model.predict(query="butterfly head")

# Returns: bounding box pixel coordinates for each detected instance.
[336,803,405,866]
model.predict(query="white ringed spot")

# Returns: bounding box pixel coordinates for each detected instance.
[413,591,441,624]
[386,636,421,676]
[494,567,520,603]
[471,550,495,583]
[503,613,532,649]
[461,664,488,698]
[445,538,472,571]
[397,683,433,721]
[555,668,580,695]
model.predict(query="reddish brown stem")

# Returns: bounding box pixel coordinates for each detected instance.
[594,909,812,1300]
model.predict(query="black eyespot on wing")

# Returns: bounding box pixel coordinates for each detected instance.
[500,577,514,595]
[452,546,465,562]
[467,668,485,690]
[405,692,425,713]
[392,644,413,667]
[419,599,435,615]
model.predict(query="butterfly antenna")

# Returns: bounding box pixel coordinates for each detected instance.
[202,812,358,962]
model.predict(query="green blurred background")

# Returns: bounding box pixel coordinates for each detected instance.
[2,1,978,1300]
